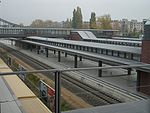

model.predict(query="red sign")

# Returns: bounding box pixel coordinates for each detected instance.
[48,87,55,97]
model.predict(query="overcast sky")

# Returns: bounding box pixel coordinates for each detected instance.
[0,0,150,25]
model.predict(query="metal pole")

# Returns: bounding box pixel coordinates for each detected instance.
[58,51,61,62]
[55,72,61,113]
[79,56,82,61]
[45,48,48,58]
[127,68,131,75]
[54,50,56,54]
[98,60,102,77]
[65,53,67,57]
[37,46,40,54]
[74,55,78,68]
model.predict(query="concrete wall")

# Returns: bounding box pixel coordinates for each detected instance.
[139,71,150,95]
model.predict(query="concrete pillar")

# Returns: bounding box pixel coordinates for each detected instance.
[136,70,141,91]
[124,53,127,58]
[111,50,114,56]
[79,56,82,61]
[98,60,102,77]
[45,48,48,58]
[74,55,78,68]
[65,53,67,57]
[58,51,61,62]
[54,50,56,54]
[127,68,132,75]
[37,46,40,54]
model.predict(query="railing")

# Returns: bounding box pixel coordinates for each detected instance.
[0,64,150,113]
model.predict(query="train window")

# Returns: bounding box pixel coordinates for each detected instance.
[88,47,92,52]
[133,54,140,61]
[108,50,112,55]
[95,48,98,53]
[72,45,75,49]
[80,46,84,51]
[113,51,118,57]
[101,49,104,54]
[134,44,137,47]
[66,44,69,48]
[75,45,78,50]
[82,46,85,51]
[114,42,117,45]
[69,44,72,48]
[62,44,65,47]
[93,48,96,53]
[123,42,126,45]
[70,45,72,48]
[74,45,77,49]
[79,46,82,50]
[119,52,124,58]
[125,53,130,59]
[91,48,94,52]
[85,47,88,51]
[103,49,107,54]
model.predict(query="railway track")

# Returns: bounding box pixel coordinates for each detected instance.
[62,74,121,105]
[0,44,122,106]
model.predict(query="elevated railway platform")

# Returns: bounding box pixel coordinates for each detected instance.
[0,58,52,113]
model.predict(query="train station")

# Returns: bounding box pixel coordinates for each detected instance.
[0,18,150,113]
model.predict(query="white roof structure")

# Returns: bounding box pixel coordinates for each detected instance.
[27,36,141,54]
[75,31,97,39]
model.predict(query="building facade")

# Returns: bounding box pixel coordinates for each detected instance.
[120,19,144,36]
